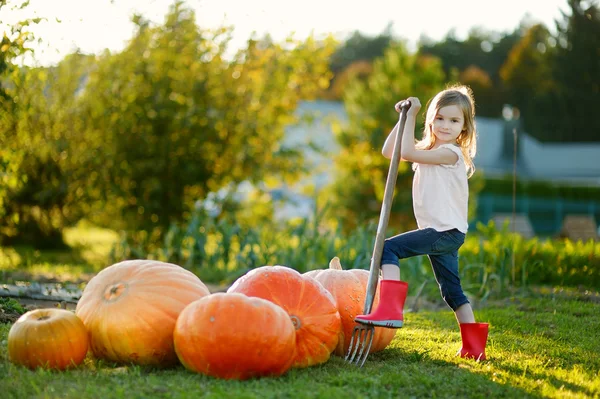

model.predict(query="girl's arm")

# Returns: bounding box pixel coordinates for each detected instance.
[404,147,458,165]
[381,122,404,160]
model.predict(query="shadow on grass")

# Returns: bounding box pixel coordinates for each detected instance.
[358,348,533,398]
[409,294,600,398]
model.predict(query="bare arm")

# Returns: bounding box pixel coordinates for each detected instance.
[381,122,401,160]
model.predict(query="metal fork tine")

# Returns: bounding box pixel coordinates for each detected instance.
[345,326,358,362]
[358,328,375,367]
[345,326,363,362]
[346,325,375,366]
[352,327,368,364]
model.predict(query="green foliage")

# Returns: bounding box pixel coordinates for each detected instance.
[110,205,378,283]
[463,220,600,292]
[2,0,598,250]
[547,0,600,142]
[0,55,94,247]
[419,27,523,117]
[0,2,336,243]
[109,206,599,296]
[78,2,335,234]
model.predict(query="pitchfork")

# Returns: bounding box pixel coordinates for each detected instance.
[345,99,411,367]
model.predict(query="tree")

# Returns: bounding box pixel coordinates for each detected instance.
[459,65,501,117]
[0,0,56,245]
[0,54,94,246]
[0,0,41,98]
[78,2,336,233]
[419,27,523,117]
[499,24,556,140]
[324,26,394,100]
[329,24,394,75]
[549,0,600,142]
[500,0,600,142]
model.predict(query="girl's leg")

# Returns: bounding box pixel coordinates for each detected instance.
[381,264,400,280]
[454,303,475,323]
[429,250,488,360]
[380,228,448,280]
[428,251,471,314]
[356,228,445,328]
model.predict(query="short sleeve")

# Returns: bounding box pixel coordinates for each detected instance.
[438,144,464,169]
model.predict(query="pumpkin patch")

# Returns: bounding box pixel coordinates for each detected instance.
[228,265,342,368]
[5,255,396,378]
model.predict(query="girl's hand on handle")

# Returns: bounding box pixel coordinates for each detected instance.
[395,97,421,116]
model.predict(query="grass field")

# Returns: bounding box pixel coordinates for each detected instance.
[1,291,599,399]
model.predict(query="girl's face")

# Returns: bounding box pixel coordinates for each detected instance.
[431,104,465,145]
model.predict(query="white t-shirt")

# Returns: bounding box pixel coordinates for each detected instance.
[412,144,469,233]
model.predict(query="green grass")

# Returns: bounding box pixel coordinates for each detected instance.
[1,293,598,399]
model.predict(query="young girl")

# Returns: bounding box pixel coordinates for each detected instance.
[355,85,489,361]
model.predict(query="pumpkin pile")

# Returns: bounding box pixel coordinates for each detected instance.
[6,257,397,379]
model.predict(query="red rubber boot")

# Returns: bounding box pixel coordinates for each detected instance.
[354,280,408,328]
[458,322,489,361]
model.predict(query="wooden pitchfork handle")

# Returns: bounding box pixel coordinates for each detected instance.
[362,99,411,315]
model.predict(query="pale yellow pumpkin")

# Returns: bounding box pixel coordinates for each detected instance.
[76,259,210,366]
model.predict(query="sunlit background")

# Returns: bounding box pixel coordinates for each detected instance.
[3,0,569,66]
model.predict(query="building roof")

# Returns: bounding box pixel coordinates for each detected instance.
[475,117,600,185]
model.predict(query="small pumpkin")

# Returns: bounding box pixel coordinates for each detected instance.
[75,259,210,366]
[8,308,89,370]
[174,292,296,380]
[304,257,397,356]
[228,265,341,368]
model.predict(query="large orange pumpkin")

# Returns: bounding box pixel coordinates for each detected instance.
[8,308,89,370]
[304,257,397,356]
[228,265,341,368]
[75,259,210,366]
[174,292,296,380]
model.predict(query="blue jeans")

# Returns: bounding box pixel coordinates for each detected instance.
[381,227,468,311]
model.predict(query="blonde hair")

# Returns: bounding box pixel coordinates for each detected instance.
[415,85,477,177]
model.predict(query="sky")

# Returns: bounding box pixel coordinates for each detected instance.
[1,0,571,66]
